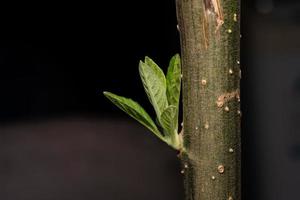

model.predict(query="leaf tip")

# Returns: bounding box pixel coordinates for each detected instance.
[171,54,181,63]
[103,91,110,97]
[144,56,158,67]
[138,60,144,66]
[174,53,180,58]
[103,91,115,100]
[138,60,146,74]
[144,56,151,62]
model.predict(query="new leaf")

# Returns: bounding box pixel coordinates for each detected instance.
[103,92,164,141]
[139,58,168,121]
[166,54,181,130]
[160,105,180,149]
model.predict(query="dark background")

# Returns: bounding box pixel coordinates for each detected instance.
[0,0,299,199]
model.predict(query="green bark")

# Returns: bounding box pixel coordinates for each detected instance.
[176,0,241,200]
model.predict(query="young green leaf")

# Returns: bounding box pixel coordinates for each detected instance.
[160,105,179,148]
[166,54,181,130]
[139,58,168,118]
[160,105,177,136]
[103,91,164,141]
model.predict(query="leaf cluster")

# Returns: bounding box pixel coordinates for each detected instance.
[104,54,182,150]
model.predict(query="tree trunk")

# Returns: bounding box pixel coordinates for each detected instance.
[176,0,241,200]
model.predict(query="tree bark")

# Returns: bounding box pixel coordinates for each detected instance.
[176,0,241,200]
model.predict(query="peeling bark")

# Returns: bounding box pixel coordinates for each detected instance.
[204,0,224,32]
[216,89,240,108]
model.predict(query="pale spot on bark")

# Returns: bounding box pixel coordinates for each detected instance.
[233,13,238,22]
[217,165,225,174]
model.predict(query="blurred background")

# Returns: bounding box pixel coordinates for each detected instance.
[0,0,299,199]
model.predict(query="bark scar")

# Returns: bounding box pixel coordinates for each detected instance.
[204,0,224,32]
[202,21,208,49]
[216,89,240,108]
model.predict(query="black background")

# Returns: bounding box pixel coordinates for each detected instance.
[0,0,300,200]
